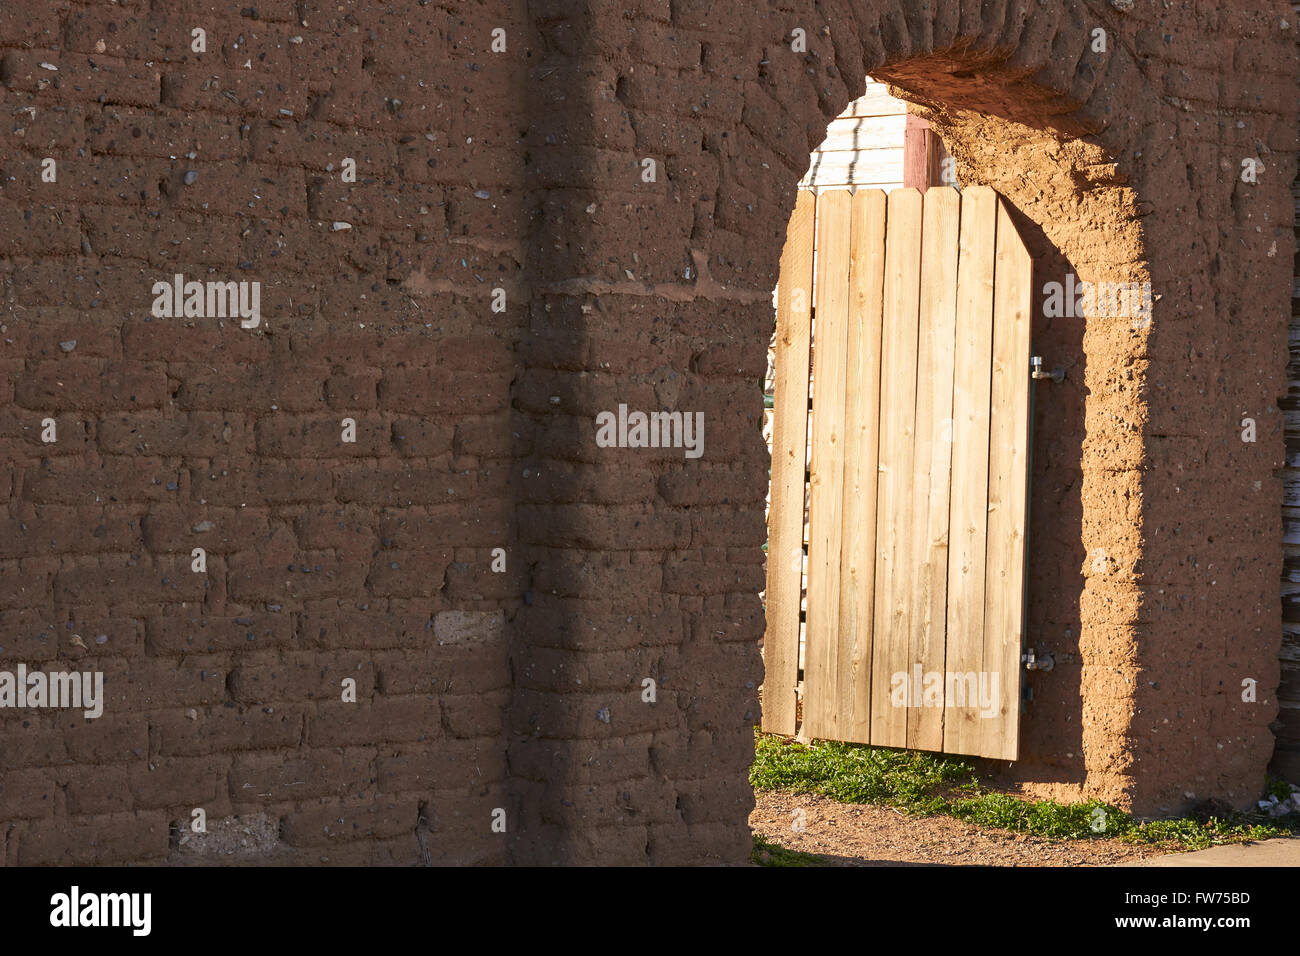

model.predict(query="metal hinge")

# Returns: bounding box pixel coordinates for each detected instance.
[1022,647,1054,672]
[1031,356,1064,383]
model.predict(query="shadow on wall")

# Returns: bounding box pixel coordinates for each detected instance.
[1007,205,1090,786]
[511,8,770,866]
[509,7,584,865]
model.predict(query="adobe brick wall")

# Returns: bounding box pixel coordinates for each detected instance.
[0,0,1293,866]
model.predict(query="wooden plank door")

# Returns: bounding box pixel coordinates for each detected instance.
[763,185,1033,761]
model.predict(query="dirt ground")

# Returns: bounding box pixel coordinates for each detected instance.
[750,791,1176,866]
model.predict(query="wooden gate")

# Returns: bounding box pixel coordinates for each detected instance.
[763,185,1033,761]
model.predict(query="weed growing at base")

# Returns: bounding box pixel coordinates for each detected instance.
[749,732,1298,850]
[751,834,825,867]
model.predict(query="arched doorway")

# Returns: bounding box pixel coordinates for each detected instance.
[742,3,1289,816]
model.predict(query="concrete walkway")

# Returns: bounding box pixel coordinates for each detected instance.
[1123,837,1300,866]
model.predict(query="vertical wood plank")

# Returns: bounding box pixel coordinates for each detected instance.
[869,187,924,748]
[906,186,961,751]
[762,190,815,736]
[943,185,998,756]
[979,198,1033,760]
[836,189,888,743]
[903,115,931,191]
[803,190,853,740]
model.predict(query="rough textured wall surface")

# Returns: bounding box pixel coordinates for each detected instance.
[1271,0,1300,791]
[0,0,1293,866]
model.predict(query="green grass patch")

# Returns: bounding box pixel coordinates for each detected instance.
[751,834,827,867]
[751,732,1300,850]
[750,732,974,808]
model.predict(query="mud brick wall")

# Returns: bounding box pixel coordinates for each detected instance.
[1272,0,1300,791]
[0,0,1294,866]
